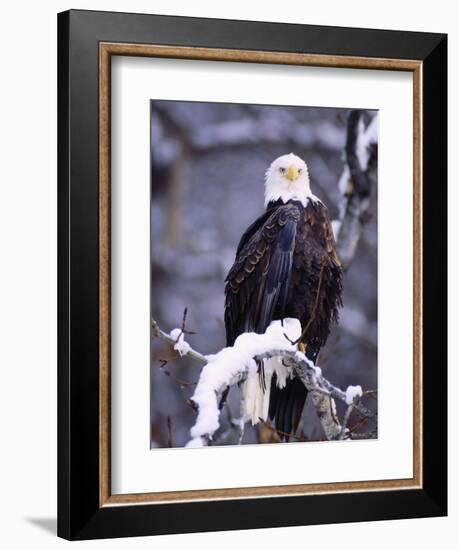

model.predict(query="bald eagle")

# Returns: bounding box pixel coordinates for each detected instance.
[224,153,343,441]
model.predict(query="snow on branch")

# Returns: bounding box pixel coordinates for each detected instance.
[333,111,378,269]
[187,319,300,447]
[152,317,376,447]
[152,318,206,365]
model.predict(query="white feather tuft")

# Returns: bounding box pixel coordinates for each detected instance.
[241,357,294,425]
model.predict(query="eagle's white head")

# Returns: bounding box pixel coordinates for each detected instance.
[264,153,312,207]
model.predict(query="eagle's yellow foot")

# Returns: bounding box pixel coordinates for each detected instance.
[299,342,307,354]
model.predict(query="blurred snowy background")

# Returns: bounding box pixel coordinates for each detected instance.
[150,100,378,448]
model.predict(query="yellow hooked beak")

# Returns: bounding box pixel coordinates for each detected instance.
[286,165,299,182]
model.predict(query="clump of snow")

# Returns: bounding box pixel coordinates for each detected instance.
[294,350,306,362]
[169,328,191,357]
[185,437,205,448]
[187,318,301,444]
[293,350,314,369]
[345,385,363,405]
[331,397,337,417]
[313,366,322,378]
[169,328,182,340]
[293,350,318,381]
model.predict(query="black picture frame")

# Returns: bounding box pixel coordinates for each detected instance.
[58,9,447,540]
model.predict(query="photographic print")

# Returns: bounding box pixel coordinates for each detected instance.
[59,12,447,538]
[150,100,378,449]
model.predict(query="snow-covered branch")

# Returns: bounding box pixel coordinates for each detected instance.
[333,111,378,269]
[152,317,376,447]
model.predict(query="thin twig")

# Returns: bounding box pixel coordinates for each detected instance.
[179,307,196,336]
[162,369,197,388]
[166,416,173,448]
[157,358,197,387]
[152,318,207,364]
[348,416,368,435]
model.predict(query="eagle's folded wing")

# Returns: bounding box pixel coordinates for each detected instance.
[224,203,300,346]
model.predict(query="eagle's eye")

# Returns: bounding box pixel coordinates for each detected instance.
[298,168,303,174]
[279,167,286,174]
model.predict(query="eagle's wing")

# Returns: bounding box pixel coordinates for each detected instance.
[224,203,300,346]
[234,208,274,257]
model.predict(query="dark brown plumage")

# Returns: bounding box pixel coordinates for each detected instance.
[224,198,343,440]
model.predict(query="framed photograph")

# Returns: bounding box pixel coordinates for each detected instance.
[58,9,447,540]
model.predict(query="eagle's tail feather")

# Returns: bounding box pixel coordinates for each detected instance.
[241,357,284,426]
[269,375,307,441]
[242,367,272,425]
[241,358,307,441]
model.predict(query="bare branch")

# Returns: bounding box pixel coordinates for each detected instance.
[166,416,173,448]
[271,350,375,420]
[310,392,342,440]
